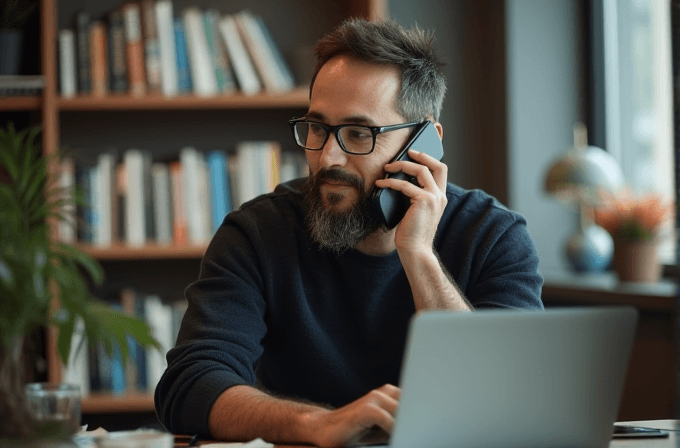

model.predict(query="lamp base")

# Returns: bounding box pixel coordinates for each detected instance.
[565,224,613,273]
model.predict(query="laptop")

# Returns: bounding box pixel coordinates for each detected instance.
[384,306,638,448]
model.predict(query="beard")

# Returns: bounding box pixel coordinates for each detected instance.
[304,168,384,254]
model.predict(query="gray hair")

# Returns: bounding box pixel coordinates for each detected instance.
[311,18,447,122]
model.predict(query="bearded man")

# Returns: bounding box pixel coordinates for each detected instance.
[155,18,543,447]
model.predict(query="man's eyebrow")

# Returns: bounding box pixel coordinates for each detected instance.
[305,111,375,126]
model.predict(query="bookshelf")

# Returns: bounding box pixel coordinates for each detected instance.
[5,0,386,417]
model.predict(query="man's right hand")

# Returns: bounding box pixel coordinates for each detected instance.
[209,383,400,448]
[305,384,400,447]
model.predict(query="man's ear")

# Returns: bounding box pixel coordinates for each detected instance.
[434,122,443,140]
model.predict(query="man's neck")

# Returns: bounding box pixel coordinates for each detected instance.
[355,228,397,256]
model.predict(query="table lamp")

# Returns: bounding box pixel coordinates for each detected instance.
[543,123,624,272]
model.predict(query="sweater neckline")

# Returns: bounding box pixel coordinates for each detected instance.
[339,247,402,269]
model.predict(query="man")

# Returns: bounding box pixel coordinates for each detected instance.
[155,18,543,447]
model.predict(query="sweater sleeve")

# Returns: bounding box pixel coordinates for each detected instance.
[154,218,268,437]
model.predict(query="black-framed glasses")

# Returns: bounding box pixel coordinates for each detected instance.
[289,118,420,155]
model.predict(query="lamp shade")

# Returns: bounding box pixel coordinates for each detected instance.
[544,145,624,204]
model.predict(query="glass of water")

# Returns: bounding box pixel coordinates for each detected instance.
[25,383,81,437]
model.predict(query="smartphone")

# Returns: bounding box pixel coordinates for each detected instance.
[371,121,444,229]
[612,425,669,438]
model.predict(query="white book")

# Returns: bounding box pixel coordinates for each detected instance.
[197,154,212,242]
[60,318,90,396]
[182,8,218,97]
[95,152,116,246]
[124,149,146,246]
[144,295,174,391]
[235,142,259,207]
[58,29,77,98]
[234,11,285,92]
[180,147,207,244]
[151,163,173,245]
[89,166,100,245]
[155,0,178,97]
[58,157,76,243]
[218,15,261,96]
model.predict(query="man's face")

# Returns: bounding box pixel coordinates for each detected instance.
[304,55,414,252]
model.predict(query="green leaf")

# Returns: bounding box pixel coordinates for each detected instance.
[55,313,76,366]
[55,243,105,286]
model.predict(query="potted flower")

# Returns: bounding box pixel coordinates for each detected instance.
[0,123,159,441]
[593,189,674,282]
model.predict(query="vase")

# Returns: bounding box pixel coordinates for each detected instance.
[612,238,661,282]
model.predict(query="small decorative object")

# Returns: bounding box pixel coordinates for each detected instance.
[0,0,38,75]
[593,190,673,282]
[544,123,624,273]
[0,123,160,442]
[25,383,81,436]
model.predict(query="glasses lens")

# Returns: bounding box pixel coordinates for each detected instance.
[338,126,374,154]
[295,122,327,149]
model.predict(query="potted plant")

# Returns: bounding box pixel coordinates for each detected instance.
[0,0,38,75]
[0,123,159,440]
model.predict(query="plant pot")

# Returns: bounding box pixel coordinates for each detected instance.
[612,238,661,282]
[0,29,24,75]
[0,337,32,439]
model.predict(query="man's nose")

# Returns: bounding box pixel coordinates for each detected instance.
[318,132,348,169]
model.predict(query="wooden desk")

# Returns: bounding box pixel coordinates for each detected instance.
[174,420,680,447]
[542,272,679,421]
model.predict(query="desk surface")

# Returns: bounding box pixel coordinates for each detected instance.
[173,420,680,448]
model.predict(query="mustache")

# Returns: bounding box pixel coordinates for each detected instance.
[313,168,363,189]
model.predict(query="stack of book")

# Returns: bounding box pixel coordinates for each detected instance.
[58,144,309,247]
[61,289,187,396]
[58,2,296,98]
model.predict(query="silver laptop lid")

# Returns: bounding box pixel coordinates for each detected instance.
[390,307,638,448]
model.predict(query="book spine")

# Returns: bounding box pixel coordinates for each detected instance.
[218,15,261,95]
[123,3,146,96]
[60,318,90,396]
[89,166,100,244]
[76,11,91,94]
[95,151,116,246]
[140,0,162,92]
[120,288,140,392]
[58,157,76,243]
[207,151,231,234]
[108,10,128,93]
[124,149,146,246]
[90,21,108,97]
[58,30,77,98]
[152,163,173,244]
[144,295,174,391]
[174,18,192,93]
[234,11,282,92]
[253,15,295,89]
[143,151,155,242]
[183,7,218,97]
[204,10,235,93]
[116,163,127,243]
[155,0,178,96]
[169,161,188,245]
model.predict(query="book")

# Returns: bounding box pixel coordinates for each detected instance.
[252,14,295,89]
[142,151,155,242]
[58,157,76,243]
[107,10,128,93]
[122,3,146,96]
[218,15,261,95]
[169,161,188,245]
[60,318,90,396]
[182,7,218,97]
[120,288,142,391]
[180,147,211,244]
[152,163,173,244]
[0,75,45,95]
[95,151,117,246]
[206,151,231,234]
[140,0,162,93]
[89,165,100,244]
[76,165,93,243]
[89,21,108,97]
[58,30,77,98]
[124,149,146,246]
[155,0,178,96]
[144,295,174,391]
[174,18,192,93]
[75,11,91,94]
[234,11,285,92]
[116,163,127,243]
[203,10,236,93]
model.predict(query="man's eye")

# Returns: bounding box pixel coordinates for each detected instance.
[310,124,326,136]
[345,127,372,140]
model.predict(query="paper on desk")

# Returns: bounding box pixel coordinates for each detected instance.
[202,438,274,448]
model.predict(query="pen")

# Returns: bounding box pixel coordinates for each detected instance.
[188,434,199,447]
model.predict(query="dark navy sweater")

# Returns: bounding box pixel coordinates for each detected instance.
[154,178,544,437]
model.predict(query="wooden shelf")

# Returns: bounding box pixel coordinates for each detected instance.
[78,243,207,261]
[0,96,41,110]
[82,392,155,413]
[58,88,309,111]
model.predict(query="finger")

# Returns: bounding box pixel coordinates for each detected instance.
[384,158,439,192]
[378,384,401,400]
[404,149,448,192]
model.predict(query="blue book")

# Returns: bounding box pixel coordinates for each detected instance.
[109,304,126,395]
[174,18,192,93]
[207,151,232,233]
